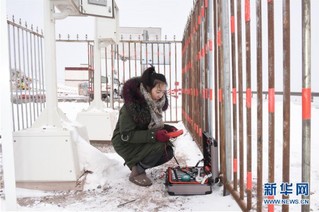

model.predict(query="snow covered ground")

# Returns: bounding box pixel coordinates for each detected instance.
[1,98,319,211]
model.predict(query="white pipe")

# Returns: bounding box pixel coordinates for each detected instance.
[87,18,106,111]
[43,0,59,126]
[0,0,17,210]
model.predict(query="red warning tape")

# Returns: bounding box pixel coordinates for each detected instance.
[245,0,250,22]
[217,30,222,46]
[268,88,275,113]
[232,88,237,104]
[219,89,223,102]
[246,88,251,108]
[247,172,252,190]
[268,195,274,212]
[231,16,235,33]
[233,158,238,173]
[302,88,311,120]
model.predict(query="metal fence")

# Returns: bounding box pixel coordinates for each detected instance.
[7,17,46,132]
[182,0,314,211]
[57,37,183,123]
[104,38,183,122]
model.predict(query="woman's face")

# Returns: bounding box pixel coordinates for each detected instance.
[150,83,167,101]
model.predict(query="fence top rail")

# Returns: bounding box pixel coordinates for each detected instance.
[7,19,43,37]
[119,40,182,43]
[242,91,319,97]
[55,39,182,44]
[56,39,94,43]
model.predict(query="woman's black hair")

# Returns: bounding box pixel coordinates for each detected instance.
[141,66,167,91]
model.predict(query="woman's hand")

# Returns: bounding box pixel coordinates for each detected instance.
[155,130,170,143]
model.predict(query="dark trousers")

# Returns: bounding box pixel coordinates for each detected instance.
[137,145,174,172]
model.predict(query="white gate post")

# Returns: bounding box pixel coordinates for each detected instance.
[0,0,17,210]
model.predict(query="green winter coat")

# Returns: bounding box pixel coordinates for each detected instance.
[111,77,169,169]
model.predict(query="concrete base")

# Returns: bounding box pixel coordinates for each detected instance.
[13,127,82,185]
[16,180,84,191]
[76,109,118,141]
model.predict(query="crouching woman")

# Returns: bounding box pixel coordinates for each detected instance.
[111,66,177,187]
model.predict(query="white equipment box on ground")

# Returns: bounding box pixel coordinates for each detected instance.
[76,109,118,141]
[13,128,81,183]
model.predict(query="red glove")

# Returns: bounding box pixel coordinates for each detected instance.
[164,124,178,132]
[155,130,170,143]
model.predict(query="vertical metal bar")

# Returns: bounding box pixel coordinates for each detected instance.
[237,0,244,200]
[157,40,160,73]
[14,22,21,130]
[204,2,209,132]
[175,41,178,122]
[145,42,148,68]
[230,0,238,191]
[302,0,311,211]
[169,42,172,122]
[30,25,36,123]
[245,0,252,209]
[36,31,44,111]
[213,0,219,151]
[122,41,125,82]
[139,38,143,75]
[111,44,115,109]
[116,44,120,95]
[217,0,226,195]
[21,23,29,128]
[16,21,25,129]
[134,41,137,77]
[198,1,201,146]
[256,0,263,210]
[151,42,154,66]
[208,0,219,182]
[221,0,232,196]
[282,0,290,211]
[163,42,167,122]
[32,30,39,117]
[25,24,32,127]
[267,0,275,211]
[39,32,45,110]
[128,41,131,79]
[106,45,109,105]
[8,23,16,131]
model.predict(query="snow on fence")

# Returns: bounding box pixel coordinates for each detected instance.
[182,0,315,211]
[7,17,46,131]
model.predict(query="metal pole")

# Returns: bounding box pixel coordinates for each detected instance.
[267,0,275,211]
[236,0,244,200]
[256,0,263,210]
[230,0,238,191]
[207,0,213,134]
[282,0,291,211]
[245,0,252,209]
[302,0,311,211]
[213,0,219,150]
[221,0,232,196]
[0,0,17,209]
